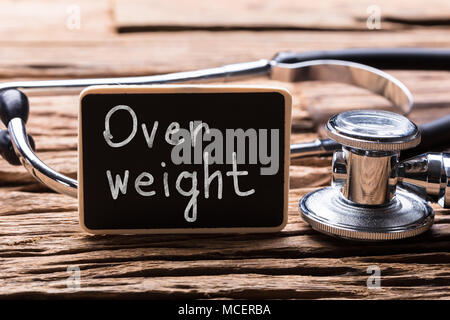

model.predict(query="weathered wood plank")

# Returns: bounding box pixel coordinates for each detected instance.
[0,0,113,42]
[1,258,449,299]
[0,187,448,298]
[1,29,450,78]
[113,0,450,32]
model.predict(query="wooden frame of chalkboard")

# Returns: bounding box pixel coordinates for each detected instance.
[78,85,292,234]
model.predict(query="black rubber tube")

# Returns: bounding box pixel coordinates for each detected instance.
[273,48,450,70]
[401,114,450,159]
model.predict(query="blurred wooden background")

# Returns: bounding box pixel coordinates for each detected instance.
[0,0,449,299]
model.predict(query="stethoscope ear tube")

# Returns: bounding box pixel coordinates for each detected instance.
[270,59,413,114]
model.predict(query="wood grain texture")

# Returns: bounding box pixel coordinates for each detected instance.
[1,29,450,78]
[114,0,450,31]
[0,188,449,299]
[0,0,449,299]
[0,0,113,42]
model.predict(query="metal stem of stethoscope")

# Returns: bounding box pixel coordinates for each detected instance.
[0,60,271,91]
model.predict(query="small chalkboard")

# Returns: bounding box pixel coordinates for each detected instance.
[78,85,291,234]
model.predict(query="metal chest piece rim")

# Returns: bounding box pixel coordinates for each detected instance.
[300,187,434,241]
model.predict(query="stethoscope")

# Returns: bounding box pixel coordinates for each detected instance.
[1,48,450,241]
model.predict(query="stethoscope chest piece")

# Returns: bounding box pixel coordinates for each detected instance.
[299,110,435,241]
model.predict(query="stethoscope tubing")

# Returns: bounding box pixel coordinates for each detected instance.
[273,48,450,70]
[2,47,450,197]
[1,49,421,114]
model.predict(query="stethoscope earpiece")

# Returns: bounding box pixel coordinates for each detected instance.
[0,89,29,125]
[0,89,35,166]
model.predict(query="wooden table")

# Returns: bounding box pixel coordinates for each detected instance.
[0,0,449,299]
